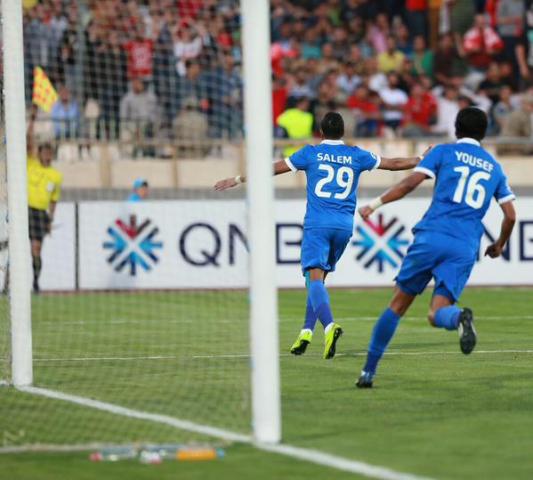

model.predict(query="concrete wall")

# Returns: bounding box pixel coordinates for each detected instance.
[53,142,532,190]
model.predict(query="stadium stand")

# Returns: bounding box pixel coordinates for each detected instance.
[9,0,533,190]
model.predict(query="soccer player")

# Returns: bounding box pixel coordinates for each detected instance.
[215,112,424,359]
[27,121,63,293]
[356,107,516,388]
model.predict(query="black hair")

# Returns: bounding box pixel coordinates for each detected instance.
[38,142,53,152]
[455,107,488,141]
[320,112,344,139]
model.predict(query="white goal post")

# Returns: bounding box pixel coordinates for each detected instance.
[2,0,33,387]
[3,0,281,442]
[241,0,282,444]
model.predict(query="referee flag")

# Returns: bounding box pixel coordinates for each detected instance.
[32,67,58,112]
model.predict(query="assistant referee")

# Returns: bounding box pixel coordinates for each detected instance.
[27,122,62,293]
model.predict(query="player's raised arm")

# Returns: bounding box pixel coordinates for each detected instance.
[378,146,433,171]
[359,171,428,220]
[485,200,516,258]
[214,159,292,191]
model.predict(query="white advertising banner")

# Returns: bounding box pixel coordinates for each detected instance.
[40,202,76,290]
[0,203,76,292]
[78,198,533,290]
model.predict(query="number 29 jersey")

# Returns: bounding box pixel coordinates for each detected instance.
[285,140,381,232]
[413,138,515,250]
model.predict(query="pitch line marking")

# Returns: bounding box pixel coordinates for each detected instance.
[31,349,533,363]
[17,385,432,480]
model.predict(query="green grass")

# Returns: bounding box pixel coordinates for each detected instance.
[1,288,533,479]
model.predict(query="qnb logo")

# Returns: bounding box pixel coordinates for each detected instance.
[352,214,409,272]
[103,215,163,276]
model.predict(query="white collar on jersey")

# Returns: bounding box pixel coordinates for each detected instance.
[457,138,481,147]
[321,139,345,145]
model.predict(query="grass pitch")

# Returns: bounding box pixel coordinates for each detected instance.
[1,287,532,479]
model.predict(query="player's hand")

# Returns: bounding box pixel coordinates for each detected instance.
[214,177,238,191]
[484,243,503,258]
[358,205,374,220]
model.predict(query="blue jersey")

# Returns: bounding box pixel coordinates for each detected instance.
[286,140,380,231]
[413,138,515,249]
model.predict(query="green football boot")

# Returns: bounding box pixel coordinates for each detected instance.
[290,330,313,356]
[323,323,343,359]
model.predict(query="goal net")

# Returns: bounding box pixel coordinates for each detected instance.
[1,0,278,451]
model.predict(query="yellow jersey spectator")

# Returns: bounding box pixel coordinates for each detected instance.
[276,97,314,157]
[27,139,62,293]
[377,36,406,73]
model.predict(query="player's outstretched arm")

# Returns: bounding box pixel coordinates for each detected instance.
[485,201,516,258]
[378,146,433,171]
[359,171,428,220]
[214,159,292,191]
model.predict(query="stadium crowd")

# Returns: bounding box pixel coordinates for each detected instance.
[20,0,533,149]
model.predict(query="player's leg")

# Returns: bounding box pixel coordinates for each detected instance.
[31,239,43,293]
[307,267,343,359]
[430,249,477,354]
[28,208,46,293]
[356,287,416,388]
[318,230,353,359]
[357,234,433,388]
[290,229,328,355]
[290,271,317,355]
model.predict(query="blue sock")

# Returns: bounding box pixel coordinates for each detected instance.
[308,280,334,329]
[363,308,401,375]
[302,296,318,331]
[434,306,461,330]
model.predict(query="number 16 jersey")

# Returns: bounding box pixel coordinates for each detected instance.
[285,140,381,232]
[413,138,515,250]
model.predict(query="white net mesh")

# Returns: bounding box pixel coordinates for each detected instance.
[2,0,253,449]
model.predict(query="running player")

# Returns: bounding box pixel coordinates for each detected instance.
[356,107,516,388]
[215,112,425,359]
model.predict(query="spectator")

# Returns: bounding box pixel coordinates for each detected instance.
[97,31,128,139]
[367,14,389,54]
[366,57,388,92]
[396,23,414,57]
[402,83,437,137]
[379,72,409,132]
[432,86,460,137]
[492,84,514,134]
[177,59,208,113]
[206,54,243,139]
[347,85,380,137]
[495,0,527,79]
[478,62,504,105]
[120,78,158,156]
[173,22,207,76]
[412,35,434,78]
[174,96,210,158]
[128,178,149,202]
[272,76,288,126]
[378,36,406,73]
[336,62,361,99]
[434,33,466,87]
[276,97,314,157]
[288,67,314,103]
[500,94,533,154]
[405,0,428,40]
[124,24,154,80]
[463,13,504,71]
[301,28,322,60]
[51,85,80,139]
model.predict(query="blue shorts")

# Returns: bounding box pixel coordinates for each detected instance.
[396,232,477,302]
[301,228,352,274]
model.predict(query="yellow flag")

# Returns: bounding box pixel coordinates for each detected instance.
[32,67,58,113]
